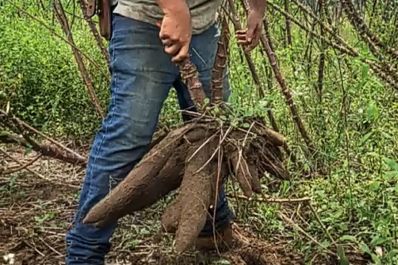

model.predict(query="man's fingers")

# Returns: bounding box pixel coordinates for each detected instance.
[246,18,259,42]
[246,25,256,43]
[236,30,249,45]
[172,44,189,63]
[159,29,170,41]
[164,43,181,56]
[244,28,261,52]
[161,38,173,47]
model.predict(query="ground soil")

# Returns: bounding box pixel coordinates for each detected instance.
[0,146,370,265]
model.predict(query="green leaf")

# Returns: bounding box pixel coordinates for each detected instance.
[339,235,357,242]
[337,245,350,265]
[366,101,379,122]
[384,158,398,171]
[359,242,371,255]
[361,63,369,81]
[359,131,373,146]
[369,181,380,192]
[370,235,390,246]
[242,122,250,129]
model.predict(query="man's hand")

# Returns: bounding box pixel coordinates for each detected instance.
[236,0,266,52]
[157,0,192,63]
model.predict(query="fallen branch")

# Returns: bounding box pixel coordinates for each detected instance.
[0,109,86,166]
[2,154,42,175]
[0,148,79,189]
[231,194,311,203]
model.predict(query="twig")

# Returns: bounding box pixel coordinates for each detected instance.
[231,194,311,203]
[308,202,336,245]
[53,0,105,118]
[0,148,79,189]
[193,126,233,173]
[260,17,316,154]
[3,154,42,175]
[38,237,64,257]
[23,240,45,257]
[0,109,87,165]
[278,212,335,256]
[78,0,110,65]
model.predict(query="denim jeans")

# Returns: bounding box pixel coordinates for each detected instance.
[65,14,233,265]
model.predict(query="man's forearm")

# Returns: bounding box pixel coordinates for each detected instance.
[156,0,189,14]
[247,0,266,15]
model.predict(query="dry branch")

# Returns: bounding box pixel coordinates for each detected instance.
[0,109,86,166]
[341,0,398,61]
[211,17,230,105]
[178,60,207,109]
[53,0,104,118]
[2,154,41,175]
[0,148,79,189]
[78,0,110,65]
[261,19,315,153]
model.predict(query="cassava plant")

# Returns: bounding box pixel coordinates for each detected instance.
[82,16,289,256]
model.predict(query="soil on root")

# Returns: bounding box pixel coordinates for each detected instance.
[174,140,217,253]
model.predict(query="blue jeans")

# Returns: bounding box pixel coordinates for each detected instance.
[65,14,233,264]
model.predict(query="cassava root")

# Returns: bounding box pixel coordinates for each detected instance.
[83,120,288,252]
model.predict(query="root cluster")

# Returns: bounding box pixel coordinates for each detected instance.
[83,117,288,253]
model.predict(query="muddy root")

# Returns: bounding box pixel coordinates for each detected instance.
[228,150,253,198]
[83,125,193,227]
[174,140,217,253]
[161,194,183,233]
[82,120,290,253]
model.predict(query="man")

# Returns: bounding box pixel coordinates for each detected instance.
[66,0,266,264]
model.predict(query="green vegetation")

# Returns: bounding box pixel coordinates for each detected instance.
[1,0,397,264]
